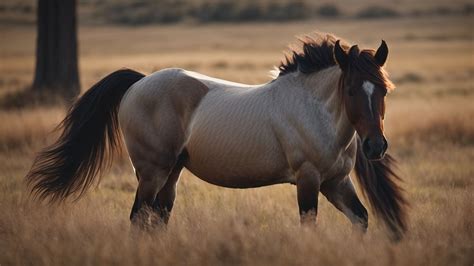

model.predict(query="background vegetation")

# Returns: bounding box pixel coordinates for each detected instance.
[1,0,473,24]
[0,0,473,265]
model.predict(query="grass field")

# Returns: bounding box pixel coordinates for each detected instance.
[0,14,473,265]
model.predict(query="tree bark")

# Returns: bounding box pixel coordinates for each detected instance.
[32,0,80,101]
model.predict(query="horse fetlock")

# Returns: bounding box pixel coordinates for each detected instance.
[130,206,167,231]
[300,209,318,225]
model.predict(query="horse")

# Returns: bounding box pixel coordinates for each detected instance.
[25,33,407,239]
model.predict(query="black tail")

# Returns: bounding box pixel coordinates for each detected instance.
[354,136,408,239]
[25,69,145,202]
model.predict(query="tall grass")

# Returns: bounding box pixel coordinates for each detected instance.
[0,15,473,265]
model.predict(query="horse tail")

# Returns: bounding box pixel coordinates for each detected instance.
[354,135,408,239]
[25,69,145,203]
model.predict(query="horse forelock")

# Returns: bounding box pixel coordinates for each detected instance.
[348,50,395,93]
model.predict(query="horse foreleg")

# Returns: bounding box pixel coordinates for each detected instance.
[321,176,368,232]
[295,163,321,225]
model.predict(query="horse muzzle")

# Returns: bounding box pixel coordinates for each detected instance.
[362,136,388,161]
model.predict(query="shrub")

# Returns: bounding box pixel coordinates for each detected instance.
[431,6,454,16]
[194,0,311,23]
[193,1,238,22]
[237,2,265,21]
[316,4,340,18]
[463,4,474,15]
[284,1,311,20]
[100,0,189,25]
[356,6,399,19]
[100,0,314,24]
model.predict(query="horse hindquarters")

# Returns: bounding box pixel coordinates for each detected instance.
[119,69,208,227]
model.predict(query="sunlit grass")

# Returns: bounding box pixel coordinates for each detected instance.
[0,15,473,265]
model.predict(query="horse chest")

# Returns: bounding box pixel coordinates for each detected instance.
[321,151,355,181]
[319,138,357,180]
[276,117,356,182]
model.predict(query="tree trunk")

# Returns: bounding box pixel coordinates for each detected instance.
[32,0,80,101]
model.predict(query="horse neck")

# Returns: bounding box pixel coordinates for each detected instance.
[301,67,356,149]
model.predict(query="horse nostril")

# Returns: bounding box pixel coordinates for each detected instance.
[363,137,387,160]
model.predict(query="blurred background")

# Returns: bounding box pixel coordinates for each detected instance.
[0,0,473,265]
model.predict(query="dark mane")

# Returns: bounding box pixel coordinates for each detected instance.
[277,33,395,92]
[278,34,347,77]
[354,136,408,240]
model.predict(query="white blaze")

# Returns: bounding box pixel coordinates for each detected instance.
[362,81,375,117]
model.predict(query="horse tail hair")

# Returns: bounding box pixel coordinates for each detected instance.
[354,135,408,239]
[25,69,145,203]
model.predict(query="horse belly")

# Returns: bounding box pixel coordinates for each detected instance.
[184,158,292,188]
[183,129,291,188]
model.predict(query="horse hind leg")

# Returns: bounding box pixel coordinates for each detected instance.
[321,176,369,232]
[129,160,173,228]
[152,152,186,224]
[127,140,184,228]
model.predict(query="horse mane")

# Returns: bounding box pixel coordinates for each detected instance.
[278,34,343,77]
[277,33,395,92]
[354,137,408,239]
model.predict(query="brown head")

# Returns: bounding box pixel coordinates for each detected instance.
[334,40,395,161]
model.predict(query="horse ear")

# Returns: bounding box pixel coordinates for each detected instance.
[349,45,360,58]
[374,40,388,66]
[334,40,348,70]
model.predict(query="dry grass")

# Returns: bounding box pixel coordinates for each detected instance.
[0,15,473,265]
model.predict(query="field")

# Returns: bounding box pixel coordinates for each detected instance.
[0,14,473,265]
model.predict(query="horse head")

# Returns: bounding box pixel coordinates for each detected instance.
[334,40,394,161]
